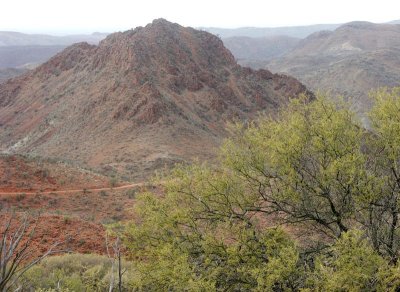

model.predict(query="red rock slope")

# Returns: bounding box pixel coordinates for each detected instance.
[0,19,311,179]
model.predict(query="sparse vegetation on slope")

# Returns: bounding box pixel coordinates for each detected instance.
[0,154,112,193]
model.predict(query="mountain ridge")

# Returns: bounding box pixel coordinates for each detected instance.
[265,21,400,113]
[222,35,300,62]
[0,31,108,46]
[0,19,311,179]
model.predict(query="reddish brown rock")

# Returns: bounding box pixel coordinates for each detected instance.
[0,19,311,179]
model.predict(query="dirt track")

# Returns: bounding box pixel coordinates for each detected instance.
[0,183,144,195]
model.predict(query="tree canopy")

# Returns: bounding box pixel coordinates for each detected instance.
[124,88,400,291]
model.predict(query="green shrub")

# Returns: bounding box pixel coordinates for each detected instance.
[15,193,26,202]
[21,254,134,291]
[109,177,118,187]
[124,89,400,290]
[125,189,136,199]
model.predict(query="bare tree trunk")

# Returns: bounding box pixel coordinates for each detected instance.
[106,234,115,292]
[0,212,62,290]
[107,235,124,291]
[118,244,122,292]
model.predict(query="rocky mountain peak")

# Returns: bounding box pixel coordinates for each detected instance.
[0,19,310,179]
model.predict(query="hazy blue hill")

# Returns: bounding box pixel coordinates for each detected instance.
[265,22,400,113]
[0,68,27,83]
[0,31,108,46]
[0,45,66,68]
[222,35,300,62]
[200,23,341,38]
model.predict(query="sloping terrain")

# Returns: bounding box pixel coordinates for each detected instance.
[0,154,114,193]
[0,154,138,256]
[0,19,310,180]
[223,35,300,63]
[0,213,109,258]
[266,21,400,113]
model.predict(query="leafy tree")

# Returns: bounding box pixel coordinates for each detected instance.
[365,87,400,261]
[124,89,400,290]
[222,88,400,260]
[221,95,367,240]
[309,230,389,291]
[125,165,303,290]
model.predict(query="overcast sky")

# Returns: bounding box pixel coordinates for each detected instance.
[0,0,399,35]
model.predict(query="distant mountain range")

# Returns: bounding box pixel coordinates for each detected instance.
[0,68,26,83]
[0,31,108,46]
[0,32,108,72]
[201,24,341,38]
[202,19,399,38]
[0,19,310,179]
[222,35,300,62]
[265,21,400,113]
[0,45,66,68]
[1,20,399,80]
[1,19,399,117]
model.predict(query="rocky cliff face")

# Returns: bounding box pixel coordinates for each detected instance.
[0,19,311,179]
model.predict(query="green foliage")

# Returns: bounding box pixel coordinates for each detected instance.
[370,87,400,162]
[124,89,400,290]
[125,164,303,290]
[221,89,400,258]
[109,177,118,187]
[20,253,134,291]
[365,87,400,260]
[125,188,136,199]
[36,289,72,292]
[309,230,388,291]
[222,95,368,237]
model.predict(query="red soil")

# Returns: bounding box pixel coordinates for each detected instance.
[0,154,143,257]
[0,154,113,193]
[0,213,108,258]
